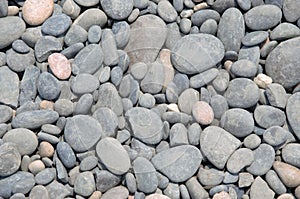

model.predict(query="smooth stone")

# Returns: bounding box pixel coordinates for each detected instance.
[46,181,71,199]
[29,185,50,199]
[157,0,178,22]
[188,123,201,146]
[133,157,158,194]
[61,42,84,59]
[254,105,285,129]
[101,186,129,199]
[22,0,54,25]
[189,68,219,88]
[0,0,8,17]
[101,29,119,66]
[225,78,260,108]
[124,15,167,65]
[73,8,107,30]
[74,0,99,7]
[35,168,56,185]
[265,170,287,195]
[191,9,220,27]
[74,172,95,197]
[74,93,93,115]
[141,62,165,94]
[6,49,35,72]
[265,83,287,108]
[79,155,98,171]
[92,107,118,137]
[230,59,257,78]
[226,148,254,174]
[201,126,241,169]
[165,22,181,50]
[0,105,11,125]
[237,0,251,10]
[178,88,199,115]
[61,0,81,19]
[71,73,99,95]
[112,21,130,49]
[139,93,156,109]
[64,25,87,47]
[128,8,140,22]
[41,14,71,36]
[223,172,239,184]
[171,34,224,74]
[245,5,282,30]
[38,72,60,100]
[238,172,254,188]
[250,177,275,199]
[273,161,300,187]
[95,170,121,192]
[169,123,189,147]
[220,108,254,137]
[21,27,42,48]
[244,134,261,149]
[48,53,71,80]
[270,23,300,40]
[185,177,209,199]
[283,0,300,22]
[28,160,45,175]
[247,144,275,175]
[64,115,102,152]
[151,145,202,182]
[210,95,228,119]
[242,31,268,46]
[286,92,300,139]
[238,46,260,66]
[192,101,214,125]
[100,0,133,20]
[0,66,19,107]
[282,143,300,168]
[0,143,21,177]
[3,128,38,155]
[34,36,62,62]
[261,40,278,58]
[179,18,192,34]
[72,44,103,75]
[56,142,76,169]
[263,126,293,147]
[212,69,230,92]
[125,107,164,145]
[41,124,61,135]
[217,8,245,52]
[164,183,180,199]
[162,112,192,126]
[200,19,218,35]
[12,40,30,54]
[212,0,237,13]
[88,25,102,44]
[198,168,224,186]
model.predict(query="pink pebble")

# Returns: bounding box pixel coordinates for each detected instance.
[192,101,214,125]
[48,53,71,80]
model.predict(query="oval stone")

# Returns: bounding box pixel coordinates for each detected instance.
[286,93,300,139]
[254,105,286,129]
[64,115,102,152]
[0,143,21,177]
[48,53,71,80]
[96,137,130,175]
[151,145,202,182]
[41,14,72,36]
[73,8,107,30]
[100,0,133,20]
[38,72,61,101]
[283,0,300,22]
[171,34,225,74]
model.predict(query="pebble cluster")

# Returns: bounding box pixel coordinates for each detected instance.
[0,0,300,199]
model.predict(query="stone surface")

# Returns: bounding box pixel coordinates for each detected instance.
[95,170,121,192]
[250,177,275,199]
[226,148,254,174]
[282,144,300,168]
[0,16,25,49]
[6,49,35,72]
[41,14,71,36]
[286,93,300,139]
[38,72,61,101]
[101,186,129,199]
[56,142,76,169]
[192,101,214,125]
[74,172,95,197]
[22,0,54,25]
[198,168,224,186]
[73,8,107,30]
[48,53,71,80]
[141,62,165,94]
[273,161,300,187]
[151,145,202,182]
[242,31,269,46]
[283,0,300,22]
[100,0,133,20]
[0,143,21,177]
[0,66,19,108]
[71,73,99,95]
[157,0,178,22]
[270,22,300,40]
[230,59,257,78]
[35,36,62,62]
[254,105,286,129]
[29,185,50,199]
[265,170,287,195]
[93,107,118,137]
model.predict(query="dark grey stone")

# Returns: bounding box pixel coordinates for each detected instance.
[200,126,241,169]
[95,170,121,192]
[217,8,245,52]
[87,25,101,44]
[245,5,282,30]
[238,46,260,66]
[34,36,62,62]
[0,66,19,108]
[265,83,287,109]
[0,16,26,49]
[286,93,300,139]
[220,108,254,137]
[190,68,219,88]
[0,143,21,177]
[61,42,85,59]
[254,105,286,129]
[54,99,73,116]
[56,142,76,169]
[212,0,237,13]
[46,181,71,199]
[157,0,178,23]
[12,40,30,54]
[74,93,93,115]
[171,34,225,74]
[270,22,300,40]
[64,115,102,152]
[283,0,300,22]
[74,172,95,197]
[265,170,286,195]
[191,9,220,27]
[72,44,103,75]
[38,72,61,101]
[198,168,224,186]
[42,14,72,36]
[117,50,130,72]
[71,73,99,95]
[226,148,254,174]
[152,145,202,182]
[247,144,275,175]
[64,25,88,46]
[100,0,133,20]
[35,168,56,185]
[93,107,118,137]
[74,0,99,7]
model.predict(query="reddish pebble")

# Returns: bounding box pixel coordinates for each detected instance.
[48,53,71,80]
[38,141,54,157]
[88,191,102,199]
[192,101,214,125]
[212,191,231,199]
[40,100,54,110]
[28,160,45,175]
[145,194,171,199]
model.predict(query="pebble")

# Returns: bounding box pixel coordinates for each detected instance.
[238,172,254,188]
[29,185,50,199]
[191,9,220,27]
[247,144,275,176]
[200,19,218,35]
[35,36,62,62]
[139,93,156,109]
[101,186,129,199]
[12,40,30,54]
[226,148,254,174]
[169,123,189,147]
[7,48,35,72]
[3,128,38,155]
[230,59,257,78]
[0,0,8,17]
[157,0,178,22]
[273,161,300,188]
[22,0,54,25]
[28,160,45,175]
[270,22,300,40]
[286,93,300,140]
[0,105,12,123]
[172,34,224,74]
[64,115,102,152]
[0,66,19,108]
[71,73,100,95]
[100,0,133,20]
[74,93,93,115]
[37,72,61,100]
[74,0,99,7]
[254,105,285,129]
[102,29,119,66]
[201,126,241,169]
[265,83,287,108]
[112,21,130,49]
[74,172,95,197]
[283,0,300,22]
[35,168,56,185]
[7,6,19,16]
[64,25,87,47]
[56,142,76,169]
[242,31,268,46]
[88,25,102,44]
[192,101,214,125]
[245,5,282,30]
[41,14,71,36]
[48,53,71,80]
[178,88,199,114]
[152,145,202,182]
[46,180,71,199]
[254,73,273,88]
[140,61,165,94]
[61,0,81,19]
[198,168,224,186]
[93,107,118,137]
[180,18,192,34]
[220,108,254,137]
[73,8,107,30]
[190,68,219,88]
[282,144,300,168]
[265,170,287,195]
[126,107,164,145]
[128,8,140,23]
[186,177,209,199]
[95,170,121,192]
[0,143,21,177]
[263,126,292,147]
[250,176,275,199]
[80,155,98,171]
[164,183,180,199]
[225,78,260,108]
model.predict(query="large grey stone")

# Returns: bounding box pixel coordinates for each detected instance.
[6,49,35,72]
[250,177,275,199]
[0,66,19,108]
[0,143,21,177]
[73,8,107,30]
[100,0,133,20]
[38,72,61,101]
[282,143,300,168]
[226,148,254,174]
[74,172,95,197]
[141,62,165,94]
[286,93,300,139]
[93,107,118,137]
[34,36,62,62]
[283,0,300,22]
[254,105,286,129]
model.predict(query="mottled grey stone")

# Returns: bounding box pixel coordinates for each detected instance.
[190,68,219,88]
[21,27,42,48]
[54,157,68,183]
[93,107,118,137]
[73,8,107,30]
[286,93,300,139]
[185,177,209,199]
[242,31,268,46]
[100,0,133,20]
[212,0,237,13]
[265,83,287,109]
[0,105,12,123]
[34,36,62,62]
[101,29,118,66]
[74,93,93,115]
[101,186,129,199]
[38,72,60,101]
[61,42,85,59]
[87,25,101,44]
[231,59,257,78]
[56,142,76,169]
[35,168,56,185]
[42,14,71,36]
[54,99,73,116]
[212,69,229,92]
[282,143,300,168]
[254,105,285,129]
[178,88,199,115]
[46,181,71,199]
[188,123,201,146]
[29,185,50,199]
[191,9,220,27]
[200,19,218,35]
[95,170,121,192]
[283,0,300,22]
[7,49,35,72]
[270,23,300,41]
[112,21,130,49]
[169,123,189,147]
[180,18,192,34]
[164,183,180,199]
[12,40,30,54]
[238,46,260,66]
[0,143,21,177]
[239,172,254,188]
[263,126,292,147]
[226,148,254,174]
[237,0,251,10]
[64,25,87,47]
[244,134,261,149]
[79,155,98,171]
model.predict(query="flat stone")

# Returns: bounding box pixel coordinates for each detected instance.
[35,36,62,62]
[151,145,202,182]
[74,172,95,197]
[141,62,165,94]
[124,15,167,65]
[263,126,292,147]
[265,83,287,109]
[96,137,130,175]
[0,16,25,49]
[100,0,133,20]
[42,14,71,36]
[265,170,287,195]
[212,0,237,13]
[126,107,164,145]
[35,168,56,185]
[6,49,35,72]
[242,31,268,46]
[238,46,260,66]
[64,115,102,152]
[200,126,241,169]
[101,186,129,199]
[226,148,254,174]
[245,5,282,30]
[282,144,300,168]
[12,110,59,129]
[286,93,300,139]
[283,0,300,22]
[101,29,119,66]
[22,0,54,25]
[92,107,118,137]
[270,22,300,40]
[0,66,19,108]
[56,142,76,169]
[273,161,300,187]
[190,68,219,88]
[71,73,99,95]
[95,170,121,192]
[48,53,71,80]
[220,108,254,137]
[254,105,286,129]
[230,59,257,78]
[191,9,220,27]
[72,44,103,75]
[38,72,61,101]
[250,177,275,199]
[0,143,21,177]
[178,88,199,115]
[247,144,275,176]
[73,8,107,30]
[225,78,260,108]
[157,0,178,22]
[80,155,98,171]
[192,101,214,125]
[64,25,87,46]
[46,181,71,199]
[169,123,188,147]
[133,157,158,194]
[171,34,225,74]
[212,69,230,92]
[3,128,38,155]
[198,168,224,186]
[217,8,245,52]
[54,99,73,116]
[74,0,99,7]
[112,21,130,49]
[185,177,209,199]
[0,105,12,123]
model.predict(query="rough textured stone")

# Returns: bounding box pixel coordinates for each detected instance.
[46,181,71,199]
[273,161,300,188]
[254,105,286,129]
[250,177,275,199]
[0,66,19,108]
[93,107,118,137]
[0,143,21,177]
[100,0,133,20]
[286,93,300,139]
[0,17,25,49]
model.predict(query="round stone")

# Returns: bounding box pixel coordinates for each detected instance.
[171,34,225,74]
[3,128,38,155]
[139,93,156,109]
[38,141,54,157]
[100,0,133,20]
[0,142,21,177]
[71,73,100,95]
[48,53,71,80]
[64,115,102,152]
[230,59,257,78]
[22,0,54,26]
[225,78,260,108]
[28,160,45,175]
[282,144,300,168]
[38,72,61,101]
[254,105,286,129]
[41,14,72,36]
[0,105,12,123]
[192,101,214,125]
[286,93,300,140]
[74,172,96,197]
[157,0,178,22]
[244,134,261,149]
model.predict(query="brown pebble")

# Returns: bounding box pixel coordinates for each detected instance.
[192,101,214,125]
[40,100,54,110]
[295,185,300,199]
[277,193,295,199]
[48,53,72,80]
[159,49,174,91]
[88,191,102,199]
[38,141,54,158]
[273,161,300,188]
[28,160,45,175]
[145,194,171,199]
[7,6,19,16]
[212,191,231,199]
[22,0,54,26]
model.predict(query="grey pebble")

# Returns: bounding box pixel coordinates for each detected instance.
[38,72,61,101]
[61,42,84,59]
[250,177,275,199]
[100,0,133,20]
[270,22,300,41]
[125,172,137,193]
[0,16,25,49]
[128,8,140,23]
[242,31,268,46]
[0,0,8,17]
[198,167,224,186]
[180,18,192,34]
[265,83,287,109]
[0,143,21,177]
[0,52,6,66]
[226,148,254,174]
[286,93,300,139]
[54,99,73,116]
[223,172,239,184]
[265,170,286,195]
[42,124,61,135]
[178,88,199,115]
[73,8,107,30]
[239,172,254,188]
[74,172,95,197]
[101,186,129,199]
[238,46,260,66]
[162,111,192,126]
[191,9,220,27]
[209,185,228,196]
[116,129,131,144]
[134,0,149,9]
[141,61,165,94]
[29,185,50,199]
[0,105,12,123]
[61,0,81,19]
[283,0,300,22]
[42,14,71,36]
[212,0,237,13]
[88,25,102,44]
[190,68,219,88]
[95,169,121,192]
[139,93,156,109]
[112,21,130,49]
[157,0,178,23]
[200,19,218,35]
[74,0,99,7]
[130,62,148,80]
[173,0,184,12]
[263,126,292,147]
[180,185,190,199]
[102,29,119,66]
[37,132,60,144]
[35,168,56,185]
[111,66,123,86]
[34,36,62,62]
[210,94,228,119]
[156,172,169,189]
[187,123,201,146]
[74,94,93,115]
[165,22,181,50]
[64,25,88,46]
[164,183,180,199]
[212,69,230,92]
[21,27,42,48]
[71,73,99,95]
[0,66,19,108]
[7,48,35,72]
[186,177,209,199]
[282,143,300,168]
[169,123,189,147]
[243,134,261,149]
[46,181,71,199]
[54,156,68,183]
[56,142,76,169]
[93,107,118,137]
[237,0,251,10]
[98,66,111,83]
[254,105,285,129]
[12,39,30,54]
